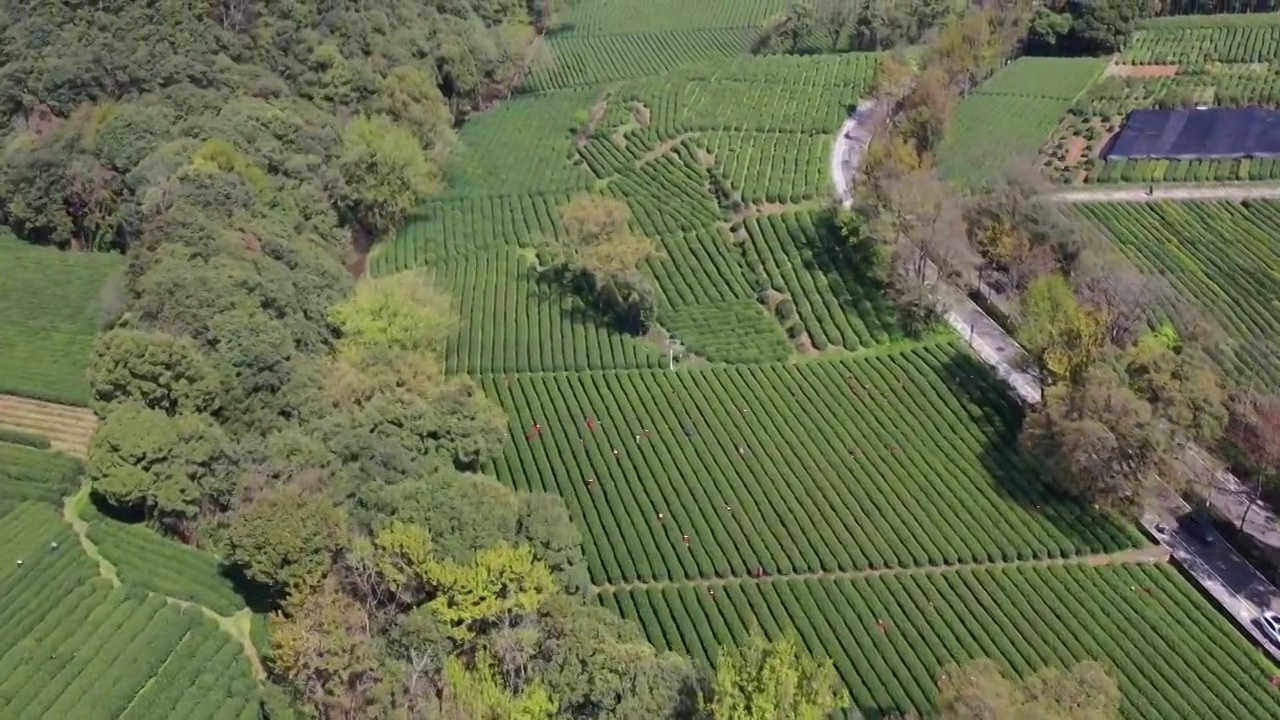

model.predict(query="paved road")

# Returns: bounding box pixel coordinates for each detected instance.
[830,109,1280,665]
[1047,182,1280,204]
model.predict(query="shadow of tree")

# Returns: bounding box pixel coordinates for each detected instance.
[932,352,1144,555]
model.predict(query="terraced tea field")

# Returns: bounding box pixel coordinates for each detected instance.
[362,15,1280,715]
[601,563,1278,720]
[1075,199,1280,391]
[1123,12,1280,65]
[0,233,122,407]
[0,501,260,718]
[485,342,1142,585]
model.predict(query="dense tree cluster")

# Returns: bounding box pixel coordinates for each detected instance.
[755,0,955,54]
[0,1,730,717]
[843,2,1031,329]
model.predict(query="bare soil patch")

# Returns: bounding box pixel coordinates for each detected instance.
[1064,136,1089,167]
[1111,64,1178,78]
[0,394,97,458]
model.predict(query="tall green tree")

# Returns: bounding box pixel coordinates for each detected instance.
[544,194,660,334]
[703,633,849,720]
[1021,356,1176,514]
[936,658,1121,720]
[339,114,441,235]
[87,402,232,528]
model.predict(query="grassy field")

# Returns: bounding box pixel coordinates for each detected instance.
[0,233,122,406]
[938,57,1107,188]
[1075,199,1280,391]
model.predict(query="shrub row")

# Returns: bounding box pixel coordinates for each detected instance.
[483,345,1138,585]
[599,565,1280,719]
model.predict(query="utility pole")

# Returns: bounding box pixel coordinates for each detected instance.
[666,337,685,371]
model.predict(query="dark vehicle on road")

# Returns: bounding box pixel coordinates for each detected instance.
[1179,509,1216,546]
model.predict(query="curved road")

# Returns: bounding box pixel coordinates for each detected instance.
[829,108,1280,665]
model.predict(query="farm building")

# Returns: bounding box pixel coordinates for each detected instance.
[1105,107,1280,161]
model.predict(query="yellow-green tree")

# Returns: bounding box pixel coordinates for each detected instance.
[328,271,457,358]
[1018,273,1108,385]
[439,654,557,720]
[339,113,441,235]
[703,632,849,720]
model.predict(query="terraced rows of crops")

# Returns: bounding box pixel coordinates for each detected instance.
[700,131,829,205]
[432,249,664,375]
[0,441,83,505]
[445,89,597,196]
[647,227,755,307]
[600,563,1280,719]
[0,233,123,407]
[1075,200,1280,391]
[0,502,260,718]
[741,211,903,351]
[526,28,759,91]
[83,505,246,617]
[658,301,792,364]
[484,343,1141,585]
[1123,15,1280,64]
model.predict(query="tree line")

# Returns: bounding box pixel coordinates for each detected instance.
[846,1,1280,521]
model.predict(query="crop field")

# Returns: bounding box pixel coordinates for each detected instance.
[0,502,260,718]
[972,56,1107,101]
[382,53,889,367]
[428,249,665,375]
[0,442,84,505]
[0,233,123,407]
[700,131,830,204]
[599,563,1280,719]
[939,93,1080,188]
[83,505,246,617]
[741,211,904,351]
[1123,13,1280,64]
[526,28,760,91]
[1075,200,1280,391]
[484,342,1141,585]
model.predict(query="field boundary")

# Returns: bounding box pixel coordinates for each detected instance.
[1046,181,1280,203]
[593,545,1170,593]
[588,543,1172,589]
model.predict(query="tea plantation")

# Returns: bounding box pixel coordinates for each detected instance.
[368,2,1280,718]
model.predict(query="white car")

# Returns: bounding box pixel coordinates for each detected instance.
[1256,612,1280,646]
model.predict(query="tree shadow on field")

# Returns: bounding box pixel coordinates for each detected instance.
[87,491,279,614]
[790,209,906,336]
[932,353,1133,553]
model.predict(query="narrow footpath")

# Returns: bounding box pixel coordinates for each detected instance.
[831,109,1280,664]
[1046,181,1280,204]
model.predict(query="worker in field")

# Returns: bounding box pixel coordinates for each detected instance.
[585,416,596,431]
[683,425,695,438]
[658,512,664,523]
[586,477,595,488]
[682,534,690,546]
